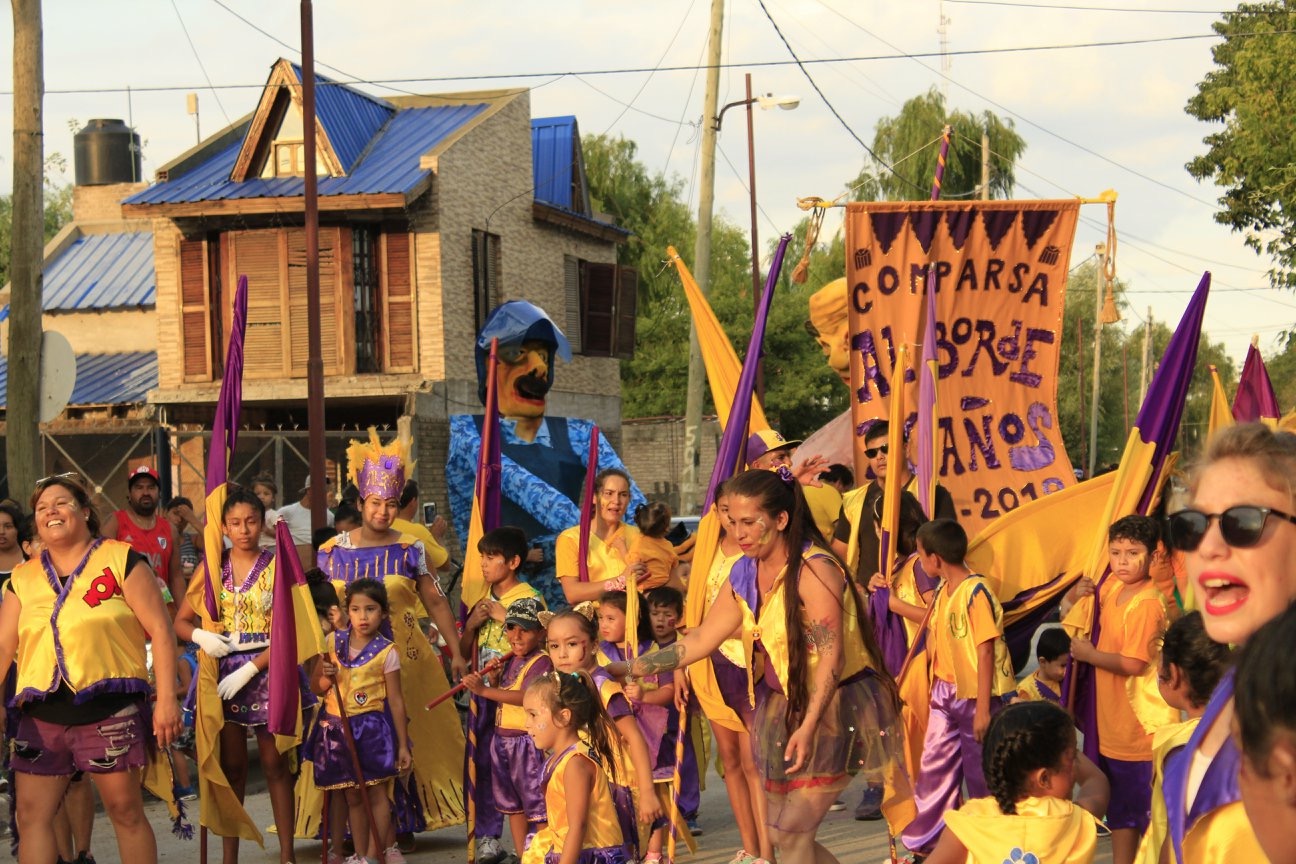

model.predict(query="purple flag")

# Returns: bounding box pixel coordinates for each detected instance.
[201,276,248,620]
[1232,343,1280,423]
[703,234,792,509]
[267,519,304,738]
[1066,272,1211,761]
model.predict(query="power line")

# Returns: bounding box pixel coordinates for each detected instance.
[16,30,1287,98]
[945,0,1227,11]
[600,0,699,136]
[754,0,927,195]
[170,0,230,126]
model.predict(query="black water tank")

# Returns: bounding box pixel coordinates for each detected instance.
[73,119,141,186]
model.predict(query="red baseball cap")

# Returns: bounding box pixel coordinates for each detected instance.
[127,465,160,487]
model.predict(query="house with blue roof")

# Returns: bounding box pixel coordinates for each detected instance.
[119,58,637,512]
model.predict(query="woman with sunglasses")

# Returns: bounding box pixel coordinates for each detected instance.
[555,468,646,605]
[0,474,181,863]
[1160,423,1296,863]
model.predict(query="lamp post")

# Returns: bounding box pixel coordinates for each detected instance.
[714,75,799,400]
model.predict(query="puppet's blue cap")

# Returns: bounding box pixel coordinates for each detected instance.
[475,301,572,403]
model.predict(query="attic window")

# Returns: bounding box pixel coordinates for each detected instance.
[274,140,305,177]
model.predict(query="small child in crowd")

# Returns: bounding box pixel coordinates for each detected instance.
[1016,627,1070,704]
[522,670,629,864]
[1136,611,1230,864]
[901,519,1017,858]
[310,579,411,864]
[460,526,545,864]
[1063,514,1173,864]
[1233,600,1296,864]
[464,597,554,857]
[929,700,1109,864]
[628,502,679,592]
[546,607,663,861]
[628,586,701,834]
[596,590,649,665]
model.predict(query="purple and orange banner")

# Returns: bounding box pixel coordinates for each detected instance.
[845,200,1081,532]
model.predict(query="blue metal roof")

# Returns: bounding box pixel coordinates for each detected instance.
[531,116,579,211]
[291,64,395,172]
[124,103,489,206]
[0,351,157,409]
[42,232,155,311]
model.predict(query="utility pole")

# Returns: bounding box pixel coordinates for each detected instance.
[9,0,45,497]
[679,0,724,517]
[301,0,328,530]
[1139,306,1152,404]
[1087,243,1105,479]
[980,128,990,200]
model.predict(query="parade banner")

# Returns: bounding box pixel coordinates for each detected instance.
[845,200,1081,533]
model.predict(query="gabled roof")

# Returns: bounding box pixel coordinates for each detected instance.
[0,351,157,408]
[531,116,591,214]
[123,61,503,214]
[42,231,155,310]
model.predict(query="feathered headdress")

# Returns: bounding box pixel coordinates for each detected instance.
[346,428,414,501]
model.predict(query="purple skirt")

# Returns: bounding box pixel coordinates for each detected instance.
[307,710,398,789]
[711,650,754,728]
[545,848,629,864]
[218,651,317,728]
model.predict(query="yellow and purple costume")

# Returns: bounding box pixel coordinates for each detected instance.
[527,743,628,864]
[944,796,1101,864]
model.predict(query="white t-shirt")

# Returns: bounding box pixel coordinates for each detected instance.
[277,501,333,545]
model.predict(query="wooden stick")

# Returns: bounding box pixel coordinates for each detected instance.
[200,825,207,864]
[332,682,386,864]
[424,656,505,711]
[321,789,331,864]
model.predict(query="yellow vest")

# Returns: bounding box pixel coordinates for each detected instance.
[324,631,394,717]
[498,653,548,731]
[533,744,624,860]
[754,546,874,695]
[944,796,1100,864]
[10,540,150,705]
[1137,718,1197,864]
[704,550,749,669]
[216,549,275,640]
[929,575,1016,699]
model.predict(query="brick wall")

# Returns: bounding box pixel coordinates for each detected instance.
[620,416,721,515]
[72,182,148,224]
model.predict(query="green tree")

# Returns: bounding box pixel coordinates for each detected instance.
[870,88,1027,201]
[0,157,74,288]
[1262,335,1296,413]
[1186,2,1296,291]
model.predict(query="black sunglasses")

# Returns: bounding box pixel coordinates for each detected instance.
[864,444,889,459]
[1167,506,1296,551]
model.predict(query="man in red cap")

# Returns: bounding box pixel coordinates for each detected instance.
[102,465,183,605]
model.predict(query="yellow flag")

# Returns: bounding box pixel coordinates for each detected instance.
[1207,365,1234,442]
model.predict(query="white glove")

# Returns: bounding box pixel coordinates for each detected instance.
[191,629,235,659]
[216,661,260,700]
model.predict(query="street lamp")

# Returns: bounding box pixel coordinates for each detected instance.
[715,74,799,399]
[679,62,797,516]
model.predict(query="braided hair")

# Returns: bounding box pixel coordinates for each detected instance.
[526,669,622,785]
[982,700,1076,815]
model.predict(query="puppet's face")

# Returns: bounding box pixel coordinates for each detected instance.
[808,278,851,387]
[496,340,555,420]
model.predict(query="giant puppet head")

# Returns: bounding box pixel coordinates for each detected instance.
[475,301,574,419]
[807,277,851,387]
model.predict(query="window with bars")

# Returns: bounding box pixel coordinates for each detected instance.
[472,229,501,331]
[353,226,380,373]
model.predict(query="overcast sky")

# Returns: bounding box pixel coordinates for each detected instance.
[0,0,1288,369]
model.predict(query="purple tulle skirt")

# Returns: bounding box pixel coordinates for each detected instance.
[710,650,755,728]
[307,710,398,789]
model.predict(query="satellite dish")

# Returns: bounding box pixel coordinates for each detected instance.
[39,330,77,423]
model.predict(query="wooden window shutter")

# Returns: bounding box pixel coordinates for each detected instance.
[227,230,286,378]
[563,255,582,354]
[287,227,347,376]
[179,238,213,382]
[381,231,417,372]
[581,261,616,357]
[614,266,637,360]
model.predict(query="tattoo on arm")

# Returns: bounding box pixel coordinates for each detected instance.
[634,642,687,676]
[804,618,839,653]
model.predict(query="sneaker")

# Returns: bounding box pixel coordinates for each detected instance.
[828,798,847,812]
[477,836,506,864]
[326,853,344,864]
[383,846,408,864]
[687,818,702,836]
[395,833,416,854]
[854,784,883,821]
[728,851,757,864]
[175,785,198,801]
[74,855,96,864]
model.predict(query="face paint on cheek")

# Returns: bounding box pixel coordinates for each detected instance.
[756,518,772,546]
